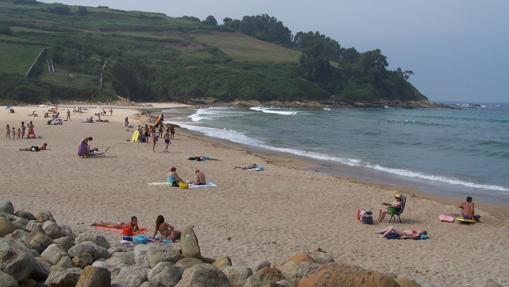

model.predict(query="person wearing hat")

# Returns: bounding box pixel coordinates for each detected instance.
[378,194,402,223]
[167,167,184,187]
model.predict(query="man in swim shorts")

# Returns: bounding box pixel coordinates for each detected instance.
[459,196,480,221]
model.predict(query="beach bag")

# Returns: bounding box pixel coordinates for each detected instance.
[133,235,151,244]
[179,182,189,189]
[439,214,455,223]
[361,211,373,225]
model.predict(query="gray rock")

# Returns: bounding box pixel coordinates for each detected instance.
[69,241,109,261]
[19,278,37,287]
[44,268,81,287]
[75,232,110,249]
[243,267,285,287]
[0,200,14,214]
[175,258,203,269]
[0,216,16,237]
[92,260,109,269]
[5,229,28,243]
[221,266,252,287]
[275,279,291,287]
[75,266,111,287]
[108,243,132,254]
[14,210,36,221]
[12,217,28,229]
[134,244,151,267]
[175,263,230,287]
[111,265,147,287]
[25,220,40,232]
[61,225,75,242]
[148,262,183,287]
[140,282,157,287]
[41,244,68,265]
[251,260,271,272]
[29,257,52,281]
[485,280,503,287]
[53,236,74,252]
[106,251,135,267]
[213,256,232,268]
[73,252,94,268]
[56,256,73,269]
[180,226,201,258]
[42,221,65,239]
[147,244,183,268]
[36,211,55,223]
[0,270,18,287]
[25,225,53,253]
[0,238,35,281]
[277,261,320,287]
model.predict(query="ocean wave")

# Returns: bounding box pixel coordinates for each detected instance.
[250,106,299,115]
[169,121,509,194]
[188,107,247,122]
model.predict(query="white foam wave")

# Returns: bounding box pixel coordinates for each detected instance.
[188,107,249,122]
[170,121,509,194]
[250,106,299,115]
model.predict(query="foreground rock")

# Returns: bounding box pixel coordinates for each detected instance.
[75,266,111,287]
[298,263,401,287]
[147,262,183,287]
[244,267,285,287]
[0,238,35,281]
[175,263,230,287]
[44,268,82,287]
[180,226,201,259]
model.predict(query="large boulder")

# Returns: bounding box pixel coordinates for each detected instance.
[73,252,94,269]
[25,221,40,232]
[0,217,16,237]
[44,268,82,287]
[0,270,18,287]
[0,200,14,214]
[287,253,315,264]
[298,263,400,287]
[42,221,66,239]
[61,225,75,242]
[75,232,110,249]
[0,238,35,282]
[55,256,73,269]
[14,210,36,221]
[75,266,111,287]
[147,262,183,287]
[221,266,252,287]
[244,267,285,287]
[53,237,74,252]
[12,217,28,230]
[134,244,151,267]
[29,257,52,281]
[277,261,321,287]
[213,257,232,268]
[140,282,157,287]
[5,229,28,243]
[25,225,53,253]
[106,251,135,267]
[147,244,183,268]
[41,244,68,265]
[68,241,109,261]
[36,211,56,223]
[175,263,229,287]
[111,265,147,287]
[180,226,201,258]
[175,258,203,269]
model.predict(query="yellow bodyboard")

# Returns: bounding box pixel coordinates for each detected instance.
[131,130,140,142]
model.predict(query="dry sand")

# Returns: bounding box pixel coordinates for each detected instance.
[1,105,508,287]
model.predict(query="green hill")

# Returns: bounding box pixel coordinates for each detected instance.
[0,0,428,105]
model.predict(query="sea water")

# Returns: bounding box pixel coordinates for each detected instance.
[164,104,509,202]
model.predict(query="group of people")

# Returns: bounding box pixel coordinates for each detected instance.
[5,121,36,140]
[355,194,481,240]
[92,214,181,242]
[134,123,175,152]
[167,167,206,187]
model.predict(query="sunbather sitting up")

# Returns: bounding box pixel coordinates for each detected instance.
[19,143,48,152]
[459,196,480,221]
[377,226,427,239]
[167,167,184,187]
[190,169,206,185]
[378,194,402,223]
[153,215,181,241]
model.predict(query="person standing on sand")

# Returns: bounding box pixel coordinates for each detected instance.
[163,130,171,152]
[66,109,71,121]
[125,117,129,128]
[170,125,175,139]
[5,124,10,139]
[144,125,150,143]
[110,107,113,116]
[459,196,480,221]
[21,122,26,139]
[11,127,15,140]
[17,128,21,139]
[151,126,158,152]
[27,121,35,138]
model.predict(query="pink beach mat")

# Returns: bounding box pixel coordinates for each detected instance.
[94,226,148,235]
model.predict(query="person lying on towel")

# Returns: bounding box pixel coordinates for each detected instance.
[377,226,427,239]
[92,216,140,232]
[19,143,48,152]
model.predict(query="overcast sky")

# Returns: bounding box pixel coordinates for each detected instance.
[41,0,509,103]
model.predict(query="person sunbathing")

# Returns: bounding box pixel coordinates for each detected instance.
[234,164,258,170]
[152,215,181,241]
[377,226,427,239]
[191,169,206,185]
[459,196,480,221]
[19,143,48,152]
[167,167,184,187]
[92,216,140,232]
[378,194,402,223]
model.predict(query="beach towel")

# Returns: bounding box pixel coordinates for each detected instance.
[94,226,147,235]
[189,182,217,189]
[248,165,265,171]
[439,214,455,223]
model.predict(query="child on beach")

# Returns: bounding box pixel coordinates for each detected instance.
[152,215,181,241]
[191,169,206,185]
[459,196,480,221]
[17,128,21,139]
[11,127,15,140]
[163,130,171,152]
[5,124,10,139]
[21,122,26,139]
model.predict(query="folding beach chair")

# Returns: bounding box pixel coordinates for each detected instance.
[389,195,406,223]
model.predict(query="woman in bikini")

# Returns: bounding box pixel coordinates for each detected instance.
[152,215,181,241]
[92,216,140,232]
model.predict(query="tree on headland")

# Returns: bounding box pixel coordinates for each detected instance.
[222,14,293,46]
[203,15,218,26]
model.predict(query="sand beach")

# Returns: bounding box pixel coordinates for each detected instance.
[1,105,508,287]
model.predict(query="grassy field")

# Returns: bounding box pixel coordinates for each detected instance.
[195,32,300,63]
[0,42,44,75]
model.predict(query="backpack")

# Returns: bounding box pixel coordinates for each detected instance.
[361,211,374,225]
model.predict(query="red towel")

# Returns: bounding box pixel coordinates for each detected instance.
[94,226,147,235]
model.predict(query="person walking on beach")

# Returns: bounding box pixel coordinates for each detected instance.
[66,109,71,121]
[5,124,10,139]
[163,130,171,152]
[459,196,480,221]
[170,125,175,139]
[158,123,164,137]
[144,125,150,143]
[21,122,26,139]
[125,117,129,128]
[151,126,158,152]
[110,107,113,116]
